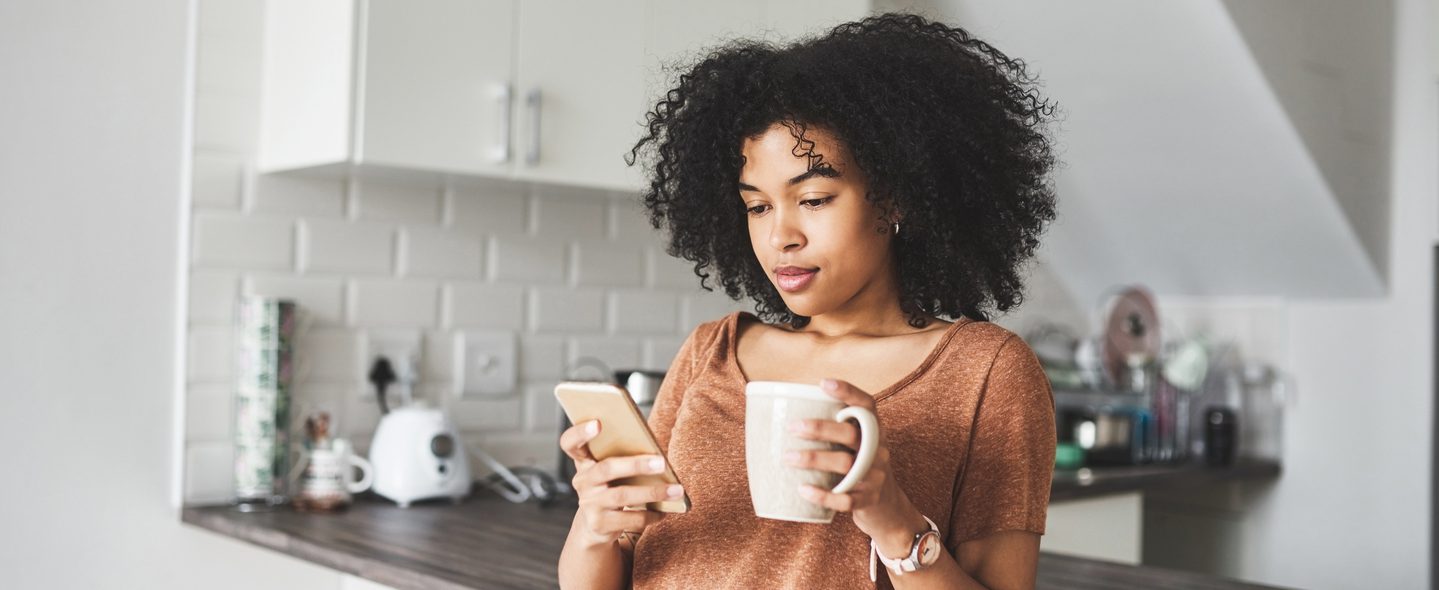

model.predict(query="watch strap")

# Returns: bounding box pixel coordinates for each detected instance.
[869,515,941,581]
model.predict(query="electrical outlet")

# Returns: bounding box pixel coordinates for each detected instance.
[363,330,422,400]
[457,330,517,397]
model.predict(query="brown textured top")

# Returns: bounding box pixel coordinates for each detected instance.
[632,311,1057,589]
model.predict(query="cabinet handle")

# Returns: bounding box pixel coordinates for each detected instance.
[491,83,512,164]
[525,87,542,166]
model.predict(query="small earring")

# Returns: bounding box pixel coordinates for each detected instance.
[892,221,900,235]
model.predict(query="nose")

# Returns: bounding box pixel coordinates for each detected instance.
[767,208,805,252]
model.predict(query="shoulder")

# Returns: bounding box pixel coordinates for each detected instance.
[676,310,743,359]
[942,320,1049,390]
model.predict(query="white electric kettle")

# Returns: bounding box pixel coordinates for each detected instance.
[369,402,472,508]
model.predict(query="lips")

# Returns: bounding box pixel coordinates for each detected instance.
[774,266,819,293]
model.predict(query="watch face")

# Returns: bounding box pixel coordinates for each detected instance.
[917,531,943,566]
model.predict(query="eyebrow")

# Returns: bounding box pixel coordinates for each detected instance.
[737,165,841,193]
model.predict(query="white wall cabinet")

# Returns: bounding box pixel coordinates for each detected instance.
[258,0,869,193]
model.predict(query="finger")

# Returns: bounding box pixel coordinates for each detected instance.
[818,378,876,410]
[586,454,667,488]
[596,484,685,510]
[788,418,861,449]
[797,484,857,512]
[596,509,666,537]
[559,420,600,463]
[784,449,855,475]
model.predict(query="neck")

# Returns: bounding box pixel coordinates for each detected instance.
[795,264,934,339]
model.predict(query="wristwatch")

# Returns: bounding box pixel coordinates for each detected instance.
[869,515,943,581]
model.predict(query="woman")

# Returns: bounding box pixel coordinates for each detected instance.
[558,12,1058,589]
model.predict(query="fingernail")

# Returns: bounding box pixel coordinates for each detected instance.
[648,457,665,473]
[783,451,801,464]
[585,420,599,436]
[797,484,816,498]
[788,420,806,433]
[667,484,684,498]
[820,378,838,392]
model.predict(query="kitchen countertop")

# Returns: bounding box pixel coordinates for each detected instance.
[1050,457,1281,502]
[181,459,1284,590]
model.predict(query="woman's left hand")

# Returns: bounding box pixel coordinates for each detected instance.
[786,377,924,543]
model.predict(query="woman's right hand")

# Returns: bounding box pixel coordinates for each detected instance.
[560,419,684,548]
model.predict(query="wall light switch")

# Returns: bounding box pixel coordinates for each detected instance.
[457,330,517,397]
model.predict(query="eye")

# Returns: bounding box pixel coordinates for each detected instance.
[746,204,771,216]
[802,196,836,209]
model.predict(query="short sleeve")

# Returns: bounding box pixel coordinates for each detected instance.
[646,319,718,454]
[947,333,1056,552]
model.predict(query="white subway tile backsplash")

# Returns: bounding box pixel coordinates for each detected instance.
[401,228,483,278]
[465,431,561,470]
[185,383,232,442]
[244,274,346,326]
[681,292,748,328]
[648,247,700,289]
[489,235,566,283]
[534,191,606,241]
[610,290,678,334]
[356,181,442,225]
[193,213,293,270]
[452,187,528,235]
[520,335,567,380]
[189,271,239,323]
[448,396,524,431]
[351,279,439,328]
[299,219,394,275]
[573,242,644,287]
[343,388,384,437]
[188,325,233,382]
[608,194,658,242]
[295,328,363,383]
[422,330,457,383]
[446,282,525,330]
[524,382,561,433]
[252,174,345,218]
[532,288,605,332]
[191,152,245,209]
[569,336,642,371]
[185,442,236,504]
[642,337,685,372]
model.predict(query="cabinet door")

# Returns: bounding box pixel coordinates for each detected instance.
[513,0,650,192]
[359,0,515,177]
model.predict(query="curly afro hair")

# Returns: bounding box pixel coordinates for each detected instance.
[625,11,1059,329]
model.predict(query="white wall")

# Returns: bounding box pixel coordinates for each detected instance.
[905,0,1436,587]
[1243,0,1435,584]
[1152,0,1435,586]
[0,0,345,588]
[1221,0,1396,279]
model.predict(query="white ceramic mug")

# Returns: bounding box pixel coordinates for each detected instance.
[745,381,879,523]
[298,438,375,500]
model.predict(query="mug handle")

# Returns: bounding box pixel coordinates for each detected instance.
[829,406,879,495]
[346,454,375,494]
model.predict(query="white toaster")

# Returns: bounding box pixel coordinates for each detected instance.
[368,404,472,508]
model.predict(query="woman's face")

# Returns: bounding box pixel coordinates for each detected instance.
[738,122,897,320]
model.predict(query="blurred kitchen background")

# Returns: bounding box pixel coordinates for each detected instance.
[2,0,1436,588]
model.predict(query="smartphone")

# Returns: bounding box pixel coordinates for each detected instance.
[554,381,690,513]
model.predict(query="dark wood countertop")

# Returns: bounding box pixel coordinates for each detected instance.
[181,459,1285,590]
[1051,458,1281,502]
